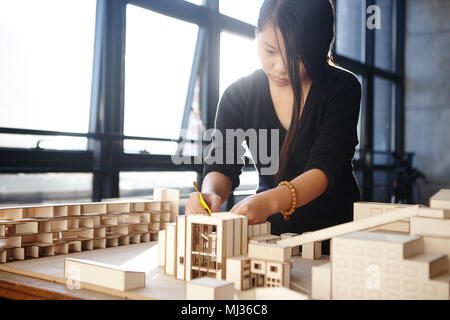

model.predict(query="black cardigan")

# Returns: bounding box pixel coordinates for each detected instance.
[203,65,362,237]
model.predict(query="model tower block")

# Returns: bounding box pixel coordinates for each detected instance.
[331,231,449,299]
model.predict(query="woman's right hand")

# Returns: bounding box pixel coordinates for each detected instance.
[185,192,223,215]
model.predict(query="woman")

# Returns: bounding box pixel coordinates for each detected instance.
[185,0,361,254]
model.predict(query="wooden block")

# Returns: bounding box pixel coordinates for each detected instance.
[21,233,51,246]
[64,258,146,291]
[51,219,68,232]
[249,235,281,244]
[15,221,38,234]
[111,225,129,236]
[149,222,160,231]
[278,206,420,247]
[93,238,106,249]
[68,240,82,252]
[374,220,410,233]
[68,205,81,216]
[241,216,248,255]
[25,245,39,258]
[354,202,414,220]
[160,211,171,222]
[55,243,69,254]
[132,202,146,212]
[302,241,322,260]
[92,216,101,227]
[81,203,107,214]
[354,202,413,233]
[165,223,177,276]
[410,216,450,238]
[118,235,129,246]
[0,225,4,238]
[186,277,234,300]
[224,218,234,259]
[101,216,118,226]
[139,212,150,223]
[150,231,158,241]
[53,206,68,217]
[335,231,423,259]
[248,242,291,262]
[158,230,166,267]
[248,243,266,260]
[280,233,300,256]
[130,223,147,233]
[253,224,261,237]
[265,244,291,262]
[176,216,186,280]
[146,202,161,211]
[422,236,450,265]
[226,256,251,290]
[404,253,448,279]
[233,218,241,256]
[62,228,94,240]
[0,250,6,264]
[80,218,94,228]
[107,203,130,213]
[301,232,321,260]
[153,188,180,222]
[419,206,450,219]
[141,232,150,242]
[13,247,24,260]
[430,189,450,210]
[0,208,22,220]
[130,234,141,244]
[311,262,331,300]
[106,237,118,247]
[68,219,80,230]
[94,227,106,238]
[38,221,51,233]
[0,236,21,248]
[331,232,431,300]
[248,224,253,238]
[150,212,161,222]
[25,206,54,218]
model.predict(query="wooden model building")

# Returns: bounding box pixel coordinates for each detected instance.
[0,188,179,264]
[158,211,298,292]
[1,184,450,300]
[158,212,272,281]
[309,189,450,300]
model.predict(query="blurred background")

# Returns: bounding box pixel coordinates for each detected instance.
[0,0,448,211]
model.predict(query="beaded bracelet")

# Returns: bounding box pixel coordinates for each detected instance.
[278,180,297,221]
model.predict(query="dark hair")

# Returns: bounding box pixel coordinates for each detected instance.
[257,0,335,184]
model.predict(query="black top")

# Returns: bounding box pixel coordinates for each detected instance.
[203,65,362,236]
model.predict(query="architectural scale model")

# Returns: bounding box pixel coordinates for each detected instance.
[309,189,450,300]
[1,184,450,300]
[0,188,179,264]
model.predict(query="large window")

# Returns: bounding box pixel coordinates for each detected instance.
[219,0,264,26]
[335,0,365,62]
[0,0,96,150]
[124,4,198,154]
[220,31,260,97]
[0,0,405,204]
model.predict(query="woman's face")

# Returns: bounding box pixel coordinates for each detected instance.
[257,23,307,88]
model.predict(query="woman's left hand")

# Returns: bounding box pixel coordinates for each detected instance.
[230,193,275,225]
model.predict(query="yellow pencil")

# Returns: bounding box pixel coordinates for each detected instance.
[193,181,212,215]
